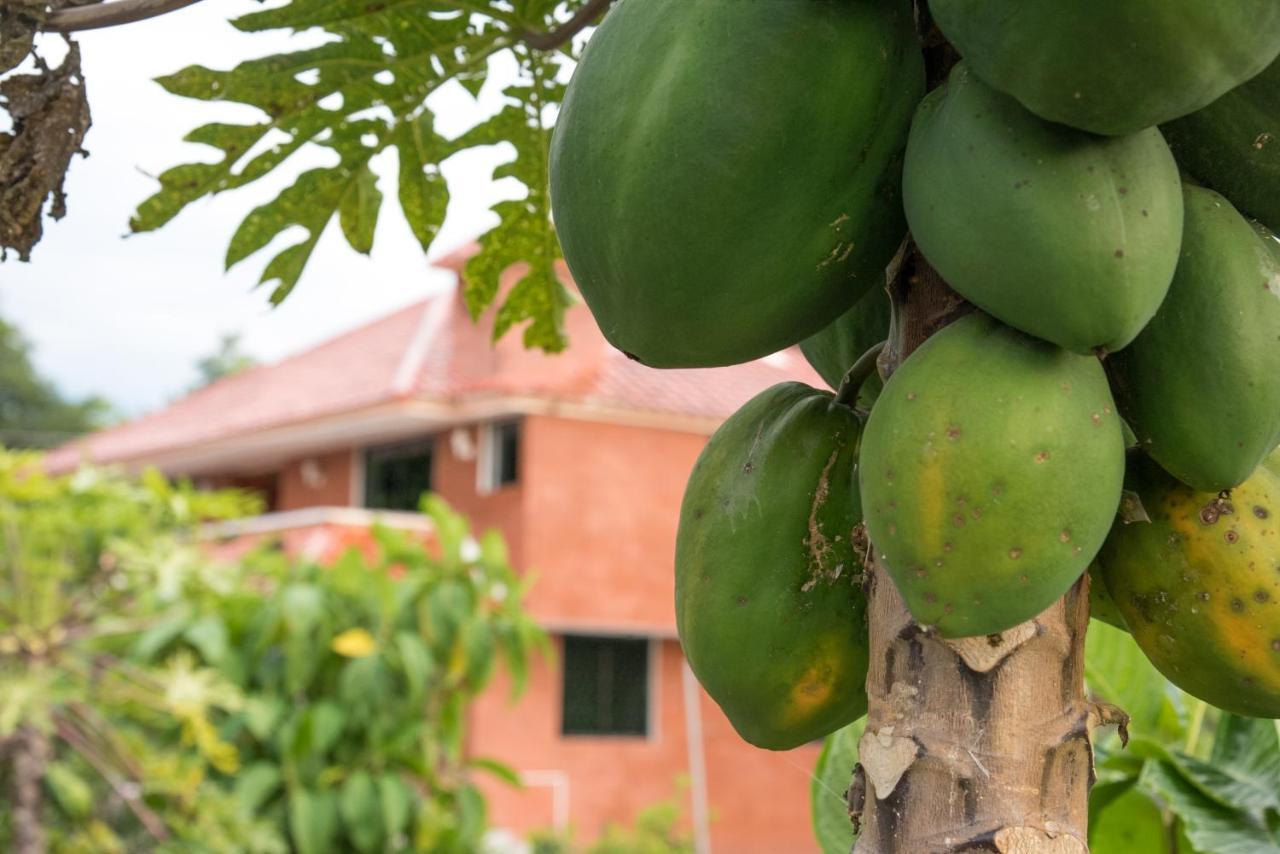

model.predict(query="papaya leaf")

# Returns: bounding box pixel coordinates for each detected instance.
[1139,760,1280,854]
[136,0,603,349]
[460,50,572,351]
[1173,715,1280,815]
[1084,620,1183,742]
[1089,780,1172,854]
[811,718,865,854]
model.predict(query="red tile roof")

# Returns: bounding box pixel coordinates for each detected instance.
[46,248,825,470]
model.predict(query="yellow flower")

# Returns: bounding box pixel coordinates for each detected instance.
[331,628,378,658]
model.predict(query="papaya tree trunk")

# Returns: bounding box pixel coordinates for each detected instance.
[11,724,50,854]
[849,252,1112,852]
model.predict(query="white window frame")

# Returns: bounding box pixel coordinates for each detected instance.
[477,419,521,495]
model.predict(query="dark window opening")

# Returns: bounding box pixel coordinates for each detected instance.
[487,420,520,489]
[561,635,649,737]
[364,439,433,511]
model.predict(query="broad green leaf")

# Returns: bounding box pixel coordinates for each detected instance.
[340,771,384,854]
[468,756,521,787]
[378,773,414,840]
[308,701,347,759]
[1139,760,1280,854]
[394,630,433,701]
[1089,780,1171,854]
[288,787,339,854]
[812,718,865,854]
[1201,715,1280,814]
[236,761,284,813]
[184,614,230,665]
[1085,620,1182,740]
[44,760,94,819]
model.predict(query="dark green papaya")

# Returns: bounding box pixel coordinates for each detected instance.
[904,64,1183,355]
[799,287,891,392]
[860,313,1125,638]
[930,0,1280,135]
[1108,185,1280,492]
[549,0,924,368]
[676,383,868,749]
[1088,563,1127,631]
[1164,58,1280,235]
[1099,453,1280,717]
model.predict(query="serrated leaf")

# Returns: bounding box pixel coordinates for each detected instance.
[394,112,450,252]
[812,718,865,854]
[338,163,382,254]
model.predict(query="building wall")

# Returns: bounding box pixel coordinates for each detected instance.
[519,415,705,632]
[469,636,822,852]
[276,448,355,510]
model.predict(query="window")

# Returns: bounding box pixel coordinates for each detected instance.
[363,439,433,511]
[561,635,650,737]
[479,420,521,492]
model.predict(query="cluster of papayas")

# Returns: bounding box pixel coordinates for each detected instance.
[551,0,1280,742]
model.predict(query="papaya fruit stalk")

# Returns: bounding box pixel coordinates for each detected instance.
[850,248,1120,853]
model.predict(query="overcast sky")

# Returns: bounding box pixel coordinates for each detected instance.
[0,1,523,415]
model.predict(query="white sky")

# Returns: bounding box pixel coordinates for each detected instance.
[0,1,523,415]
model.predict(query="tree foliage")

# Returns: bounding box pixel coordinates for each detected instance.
[0,314,110,448]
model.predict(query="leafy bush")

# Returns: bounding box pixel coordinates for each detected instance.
[0,451,544,852]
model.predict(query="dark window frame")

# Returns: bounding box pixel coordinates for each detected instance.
[559,634,652,738]
[362,437,435,511]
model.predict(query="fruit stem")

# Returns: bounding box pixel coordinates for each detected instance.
[835,341,886,409]
[1184,698,1208,756]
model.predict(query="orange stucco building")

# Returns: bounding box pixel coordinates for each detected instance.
[49,248,831,852]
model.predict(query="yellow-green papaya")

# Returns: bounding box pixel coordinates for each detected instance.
[860,313,1125,638]
[1099,453,1280,717]
[930,0,1280,135]
[1164,58,1280,236]
[903,64,1183,355]
[676,383,868,749]
[1108,185,1280,492]
[549,0,924,368]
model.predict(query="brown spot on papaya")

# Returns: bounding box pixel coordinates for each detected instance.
[1256,506,1270,519]
[1232,597,1246,613]
[1255,589,1271,603]
[947,427,962,440]
[1009,548,1023,560]
[735,595,749,606]
[1114,249,1125,258]
[953,514,966,528]
[1059,530,1072,543]
[1035,451,1050,464]
[1226,530,1240,544]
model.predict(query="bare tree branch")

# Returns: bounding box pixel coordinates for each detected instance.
[520,0,611,51]
[43,0,204,33]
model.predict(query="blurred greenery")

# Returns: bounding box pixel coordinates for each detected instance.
[527,798,694,854]
[0,450,546,852]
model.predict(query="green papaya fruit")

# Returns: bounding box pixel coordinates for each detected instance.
[903,64,1183,355]
[1099,453,1280,717]
[860,313,1125,638]
[549,0,924,368]
[800,288,892,392]
[1108,185,1280,492]
[929,0,1280,136]
[1164,58,1280,235]
[676,383,868,749]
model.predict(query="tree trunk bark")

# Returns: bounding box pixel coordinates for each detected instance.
[849,253,1109,852]
[11,724,51,854]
